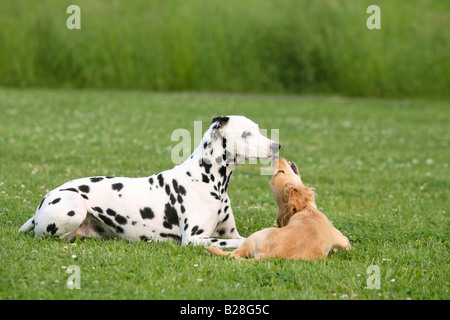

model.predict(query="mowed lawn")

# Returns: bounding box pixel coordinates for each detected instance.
[0,88,448,299]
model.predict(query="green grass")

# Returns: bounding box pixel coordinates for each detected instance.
[0,87,449,299]
[0,0,449,97]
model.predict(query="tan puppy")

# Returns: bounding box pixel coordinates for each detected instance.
[206,157,350,261]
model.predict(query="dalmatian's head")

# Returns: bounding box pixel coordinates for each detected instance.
[210,116,280,163]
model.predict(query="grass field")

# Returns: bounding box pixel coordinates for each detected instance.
[0,0,448,98]
[0,88,448,299]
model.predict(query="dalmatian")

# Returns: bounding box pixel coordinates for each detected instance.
[19,116,281,248]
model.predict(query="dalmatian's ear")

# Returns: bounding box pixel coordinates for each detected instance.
[211,116,230,130]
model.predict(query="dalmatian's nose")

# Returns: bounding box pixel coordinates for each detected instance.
[270,142,281,155]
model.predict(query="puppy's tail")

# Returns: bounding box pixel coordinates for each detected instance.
[19,216,35,233]
[205,246,231,257]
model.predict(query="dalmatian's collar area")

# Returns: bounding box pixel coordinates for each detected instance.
[19,116,281,248]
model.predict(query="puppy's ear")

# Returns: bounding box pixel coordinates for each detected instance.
[287,190,303,216]
[285,184,312,216]
[211,116,230,130]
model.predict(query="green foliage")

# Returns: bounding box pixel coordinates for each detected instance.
[0,0,448,97]
[0,88,448,299]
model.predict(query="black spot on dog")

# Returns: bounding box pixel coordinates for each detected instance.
[210,192,220,201]
[164,185,171,196]
[170,194,176,205]
[222,214,230,223]
[172,179,180,193]
[224,173,233,191]
[202,174,210,183]
[105,176,115,179]
[78,185,90,193]
[222,137,227,149]
[99,214,115,228]
[211,239,218,243]
[186,171,191,177]
[106,208,117,216]
[199,158,212,174]
[163,203,179,229]
[38,197,46,210]
[67,210,76,217]
[149,177,154,185]
[50,198,61,205]
[241,131,251,139]
[90,177,104,183]
[178,185,186,196]
[219,166,227,178]
[140,235,150,242]
[115,226,124,233]
[180,205,185,213]
[218,228,226,236]
[92,207,103,213]
[210,174,215,182]
[211,116,230,127]
[190,225,204,236]
[159,233,181,240]
[157,174,164,187]
[46,223,58,235]
[140,207,155,220]
[220,241,227,246]
[224,150,232,163]
[81,194,89,200]
[177,195,183,204]
[60,188,79,193]
[184,224,189,231]
[115,214,127,225]
[224,206,229,212]
[112,183,123,192]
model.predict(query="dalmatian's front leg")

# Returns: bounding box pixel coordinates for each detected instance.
[211,204,245,241]
[186,237,246,249]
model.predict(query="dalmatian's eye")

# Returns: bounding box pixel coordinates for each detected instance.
[241,131,252,139]
[277,170,285,174]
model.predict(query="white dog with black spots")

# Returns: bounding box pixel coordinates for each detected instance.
[19,116,281,248]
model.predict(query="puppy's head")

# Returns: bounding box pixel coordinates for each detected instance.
[269,157,315,227]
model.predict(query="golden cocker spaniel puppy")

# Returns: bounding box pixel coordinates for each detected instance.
[206,157,350,261]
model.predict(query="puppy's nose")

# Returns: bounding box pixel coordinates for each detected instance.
[270,142,281,154]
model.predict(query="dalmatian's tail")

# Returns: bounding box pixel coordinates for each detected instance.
[19,216,35,233]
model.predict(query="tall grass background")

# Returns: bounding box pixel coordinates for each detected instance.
[0,0,448,97]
